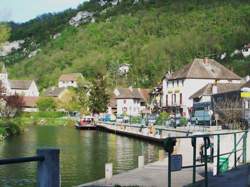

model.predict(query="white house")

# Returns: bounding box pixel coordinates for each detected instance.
[161,58,242,118]
[113,87,150,116]
[0,64,39,97]
[242,43,250,58]
[58,73,83,88]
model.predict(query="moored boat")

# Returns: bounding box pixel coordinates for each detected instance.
[75,116,96,130]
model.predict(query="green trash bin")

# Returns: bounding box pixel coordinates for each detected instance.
[219,156,229,173]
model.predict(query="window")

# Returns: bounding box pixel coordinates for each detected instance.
[124,100,126,104]
[180,93,182,105]
[174,94,176,104]
[171,94,174,105]
[177,80,179,86]
[166,95,168,106]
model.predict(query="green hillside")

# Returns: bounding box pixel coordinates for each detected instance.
[6,0,250,89]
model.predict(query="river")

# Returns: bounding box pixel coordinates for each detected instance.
[0,126,161,187]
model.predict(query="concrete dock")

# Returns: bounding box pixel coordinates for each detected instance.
[78,158,249,187]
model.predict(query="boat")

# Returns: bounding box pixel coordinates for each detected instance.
[75,116,97,130]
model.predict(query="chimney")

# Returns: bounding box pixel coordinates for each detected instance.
[212,83,218,94]
[204,57,209,64]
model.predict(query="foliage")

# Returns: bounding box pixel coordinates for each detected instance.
[76,77,92,114]
[131,116,142,124]
[0,120,21,140]
[37,97,56,111]
[4,0,250,90]
[0,24,10,44]
[155,112,169,126]
[180,117,188,126]
[21,111,65,118]
[56,89,81,112]
[214,97,243,129]
[89,74,109,114]
[0,83,24,118]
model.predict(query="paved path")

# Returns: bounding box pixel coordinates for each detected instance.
[78,158,249,187]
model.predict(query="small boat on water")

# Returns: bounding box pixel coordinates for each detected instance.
[75,116,96,130]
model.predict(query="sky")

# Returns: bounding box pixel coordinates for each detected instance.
[0,0,87,23]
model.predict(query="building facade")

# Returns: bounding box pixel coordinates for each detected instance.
[161,58,242,118]
[58,73,83,88]
[113,88,149,116]
[0,64,39,97]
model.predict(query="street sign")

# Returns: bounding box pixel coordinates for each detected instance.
[171,154,182,172]
[241,92,250,98]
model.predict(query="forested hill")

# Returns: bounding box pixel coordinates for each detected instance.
[3,0,250,89]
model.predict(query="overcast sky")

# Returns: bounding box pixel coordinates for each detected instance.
[0,0,87,23]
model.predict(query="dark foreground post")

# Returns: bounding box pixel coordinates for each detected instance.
[37,149,60,187]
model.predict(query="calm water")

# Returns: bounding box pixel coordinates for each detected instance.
[0,126,161,187]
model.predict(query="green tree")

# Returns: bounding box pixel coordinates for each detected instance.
[156,112,170,126]
[76,77,91,114]
[0,24,10,44]
[37,97,56,111]
[57,89,80,112]
[89,74,109,114]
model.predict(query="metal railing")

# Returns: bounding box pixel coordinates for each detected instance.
[0,148,60,187]
[166,130,248,187]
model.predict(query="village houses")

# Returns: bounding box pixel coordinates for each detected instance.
[159,58,242,118]
[0,64,39,97]
[58,73,83,88]
[110,87,150,116]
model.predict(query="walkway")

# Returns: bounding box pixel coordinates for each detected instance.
[78,158,249,187]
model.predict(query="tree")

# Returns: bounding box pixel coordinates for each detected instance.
[89,74,109,114]
[214,98,243,129]
[76,77,91,114]
[37,97,56,111]
[0,24,10,44]
[56,89,80,112]
[4,95,24,118]
[0,83,24,118]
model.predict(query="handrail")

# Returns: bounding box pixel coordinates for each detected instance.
[166,130,248,187]
[0,149,60,187]
[0,156,44,165]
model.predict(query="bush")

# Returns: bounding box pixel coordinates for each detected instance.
[37,97,56,111]
[131,116,142,124]
[156,112,170,126]
[180,117,188,126]
[0,120,21,139]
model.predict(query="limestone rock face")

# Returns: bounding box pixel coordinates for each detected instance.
[28,49,41,58]
[69,11,94,27]
[0,40,25,57]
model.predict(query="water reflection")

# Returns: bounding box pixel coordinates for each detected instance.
[0,126,160,187]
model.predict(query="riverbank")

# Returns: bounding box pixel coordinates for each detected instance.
[17,112,75,126]
[0,120,21,140]
[0,112,76,141]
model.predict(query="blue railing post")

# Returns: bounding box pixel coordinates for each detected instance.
[37,148,60,187]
